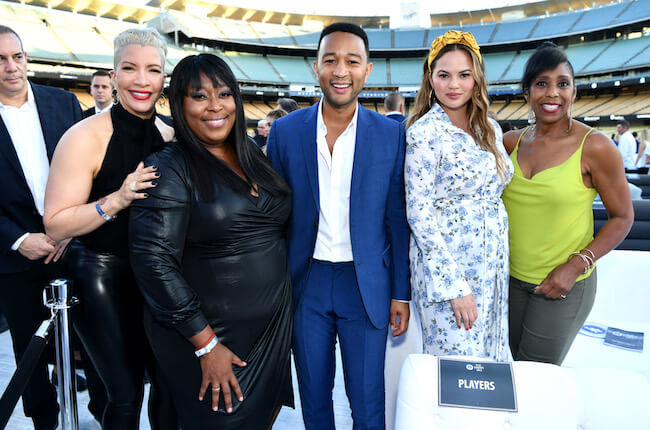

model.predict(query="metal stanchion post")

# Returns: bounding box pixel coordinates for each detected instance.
[44,279,79,430]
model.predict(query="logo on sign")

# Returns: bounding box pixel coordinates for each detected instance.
[580,323,607,338]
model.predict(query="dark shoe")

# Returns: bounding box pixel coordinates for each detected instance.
[51,369,88,392]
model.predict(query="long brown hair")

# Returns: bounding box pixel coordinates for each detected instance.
[406,44,507,179]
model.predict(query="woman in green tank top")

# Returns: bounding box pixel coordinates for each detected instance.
[501,42,633,365]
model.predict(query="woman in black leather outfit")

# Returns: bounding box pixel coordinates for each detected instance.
[129,54,293,430]
[43,28,177,429]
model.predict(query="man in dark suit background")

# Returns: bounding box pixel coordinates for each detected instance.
[384,91,406,123]
[0,25,81,430]
[82,70,112,118]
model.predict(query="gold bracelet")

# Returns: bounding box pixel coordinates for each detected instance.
[582,248,596,260]
[568,251,591,274]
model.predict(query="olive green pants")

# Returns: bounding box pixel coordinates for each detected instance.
[508,270,596,365]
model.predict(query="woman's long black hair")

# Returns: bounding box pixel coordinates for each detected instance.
[168,53,290,201]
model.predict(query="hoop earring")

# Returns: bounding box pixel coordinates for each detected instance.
[157,94,166,108]
[112,89,119,106]
[566,105,573,134]
[527,104,536,125]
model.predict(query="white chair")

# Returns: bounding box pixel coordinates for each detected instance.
[394,354,650,430]
[395,355,582,430]
[385,301,422,430]
[563,250,650,379]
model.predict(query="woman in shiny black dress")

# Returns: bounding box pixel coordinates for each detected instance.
[129,54,293,430]
[44,29,176,429]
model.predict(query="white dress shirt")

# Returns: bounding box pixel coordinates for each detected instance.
[0,84,50,250]
[94,104,112,115]
[312,100,358,262]
[618,131,637,170]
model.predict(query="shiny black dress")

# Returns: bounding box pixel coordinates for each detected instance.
[129,144,293,430]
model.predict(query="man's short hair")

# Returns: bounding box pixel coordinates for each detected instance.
[277,98,299,113]
[266,108,288,121]
[317,22,369,56]
[384,92,404,112]
[91,70,111,79]
[0,25,23,51]
[617,119,630,129]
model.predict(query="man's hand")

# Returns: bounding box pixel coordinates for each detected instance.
[390,300,409,337]
[17,233,55,261]
[44,238,72,264]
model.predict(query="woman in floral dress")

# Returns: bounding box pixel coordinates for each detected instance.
[405,31,513,361]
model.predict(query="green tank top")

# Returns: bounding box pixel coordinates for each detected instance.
[502,128,597,284]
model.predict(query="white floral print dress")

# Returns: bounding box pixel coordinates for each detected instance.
[405,104,514,361]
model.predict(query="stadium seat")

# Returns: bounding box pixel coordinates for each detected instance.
[626,174,650,198]
[594,199,650,250]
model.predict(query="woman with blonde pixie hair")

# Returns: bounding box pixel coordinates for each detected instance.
[44,28,177,429]
[405,30,513,360]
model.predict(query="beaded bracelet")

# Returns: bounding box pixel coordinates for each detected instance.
[95,200,116,222]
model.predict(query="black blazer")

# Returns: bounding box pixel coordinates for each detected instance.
[82,106,95,118]
[0,82,82,274]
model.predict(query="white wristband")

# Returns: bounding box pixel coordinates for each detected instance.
[195,335,219,357]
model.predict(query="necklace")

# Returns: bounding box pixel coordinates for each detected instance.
[530,117,573,135]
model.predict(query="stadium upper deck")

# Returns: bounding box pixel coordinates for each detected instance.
[157,0,650,49]
[0,0,648,123]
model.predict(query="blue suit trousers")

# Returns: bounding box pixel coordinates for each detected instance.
[293,260,388,430]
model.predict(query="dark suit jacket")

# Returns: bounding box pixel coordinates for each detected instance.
[0,82,82,274]
[387,113,406,124]
[82,106,95,118]
[267,101,410,328]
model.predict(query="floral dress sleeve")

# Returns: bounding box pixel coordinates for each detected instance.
[405,120,472,303]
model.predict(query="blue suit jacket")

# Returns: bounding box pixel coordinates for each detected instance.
[0,82,82,274]
[267,102,410,329]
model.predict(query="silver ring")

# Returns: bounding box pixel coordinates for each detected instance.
[212,387,221,391]
[560,294,567,299]
[129,181,137,192]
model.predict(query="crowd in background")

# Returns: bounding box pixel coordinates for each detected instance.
[0,16,640,430]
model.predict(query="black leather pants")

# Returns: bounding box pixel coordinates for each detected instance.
[67,243,177,429]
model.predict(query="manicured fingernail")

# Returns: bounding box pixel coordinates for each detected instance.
[227,408,232,413]
[213,406,218,411]
[143,193,149,197]
[151,165,157,170]
[154,172,160,177]
[458,325,461,329]
[466,327,469,331]
[199,397,202,401]
[151,181,158,186]
[239,396,243,401]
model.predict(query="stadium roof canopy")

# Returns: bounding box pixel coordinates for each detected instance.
[9,0,616,26]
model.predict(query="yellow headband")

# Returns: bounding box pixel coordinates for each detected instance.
[427,30,482,72]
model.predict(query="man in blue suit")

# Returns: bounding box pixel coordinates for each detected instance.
[0,26,81,430]
[267,23,410,429]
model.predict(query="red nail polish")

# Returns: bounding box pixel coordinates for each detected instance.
[466,327,469,331]
[458,325,461,329]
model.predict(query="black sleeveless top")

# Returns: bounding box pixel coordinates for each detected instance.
[78,103,166,257]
